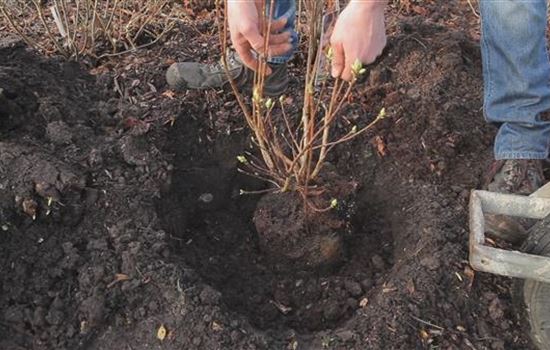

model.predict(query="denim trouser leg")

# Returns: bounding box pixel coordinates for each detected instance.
[268,0,297,64]
[480,0,550,160]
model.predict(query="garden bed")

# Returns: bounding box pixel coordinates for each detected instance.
[0,3,537,349]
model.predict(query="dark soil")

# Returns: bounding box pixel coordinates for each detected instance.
[253,189,351,270]
[0,2,539,350]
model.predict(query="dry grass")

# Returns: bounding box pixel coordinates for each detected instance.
[0,0,177,59]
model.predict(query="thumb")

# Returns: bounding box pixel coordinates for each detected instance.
[331,43,345,78]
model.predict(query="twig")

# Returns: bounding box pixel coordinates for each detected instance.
[90,0,99,52]
[217,0,376,209]
[131,0,169,47]
[32,0,69,57]
[0,6,47,52]
[409,314,445,331]
[97,23,173,58]
[466,0,480,19]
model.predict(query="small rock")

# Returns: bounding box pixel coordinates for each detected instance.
[384,91,400,106]
[45,309,64,325]
[138,307,146,317]
[79,294,105,328]
[199,193,214,203]
[360,278,374,290]
[181,268,199,285]
[87,239,108,250]
[420,255,440,270]
[476,319,491,338]
[148,300,159,313]
[51,296,64,309]
[192,337,202,346]
[87,148,103,168]
[230,330,241,342]
[344,280,363,297]
[119,135,151,166]
[346,297,358,309]
[488,297,504,321]
[371,254,386,270]
[500,320,510,330]
[66,324,76,338]
[35,182,61,201]
[368,67,391,86]
[152,242,166,254]
[199,285,221,305]
[407,87,421,100]
[323,301,342,322]
[46,121,72,145]
[32,307,46,327]
[84,188,100,206]
[491,339,505,350]
[335,329,355,342]
[4,305,24,323]
[450,185,463,193]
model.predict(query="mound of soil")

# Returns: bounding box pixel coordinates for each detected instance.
[254,191,347,270]
[253,170,358,270]
[0,6,538,350]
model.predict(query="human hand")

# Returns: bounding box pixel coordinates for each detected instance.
[227,0,293,74]
[330,1,388,81]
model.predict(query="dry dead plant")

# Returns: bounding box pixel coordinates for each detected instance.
[217,0,386,211]
[0,0,175,59]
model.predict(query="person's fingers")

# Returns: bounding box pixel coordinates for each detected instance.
[268,31,291,45]
[234,38,260,71]
[267,42,293,57]
[234,37,273,75]
[341,55,355,81]
[269,17,288,33]
[241,24,266,54]
[243,18,289,54]
[331,42,345,78]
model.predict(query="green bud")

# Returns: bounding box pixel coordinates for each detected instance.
[252,87,261,102]
[330,198,338,209]
[359,68,367,75]
[378,107,386,119]
[351,125,357,133]
[351,59,363,76]
[239,189,245,195]
[237,155,248,164]
[265,98,273,109]
[326,47,334,61]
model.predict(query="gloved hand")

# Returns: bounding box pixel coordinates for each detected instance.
[330,1,388,81]
[227,0,293,74]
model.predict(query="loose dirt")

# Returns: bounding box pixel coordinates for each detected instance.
[0,2,538,350]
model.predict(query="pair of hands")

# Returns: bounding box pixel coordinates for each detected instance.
[227,0,387,81]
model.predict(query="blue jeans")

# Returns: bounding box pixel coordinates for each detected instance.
[480,0,550,159]
[268,0,297,64]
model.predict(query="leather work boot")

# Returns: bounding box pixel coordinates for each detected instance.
[483,159,546,243]
[166,52,288,97]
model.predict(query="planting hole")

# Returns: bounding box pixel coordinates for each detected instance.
[158,118,395,332]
